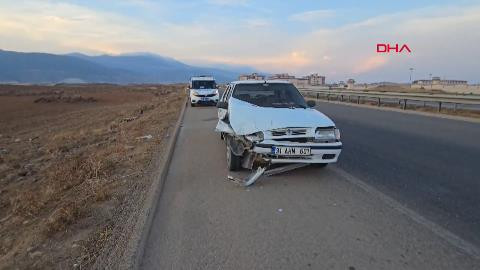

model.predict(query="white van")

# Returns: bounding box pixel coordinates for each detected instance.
[189,76,219,106]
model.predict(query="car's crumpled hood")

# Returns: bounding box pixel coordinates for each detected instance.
[228,98,335,135]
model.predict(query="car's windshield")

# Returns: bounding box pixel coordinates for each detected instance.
[232,83,307,108]
[192,80,216,89]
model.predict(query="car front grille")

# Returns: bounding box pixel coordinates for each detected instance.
[195,93,216,97]
[272,137,337,143]
[270,128,308,136]
[273,137,310,143]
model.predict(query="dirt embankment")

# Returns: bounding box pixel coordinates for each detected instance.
[0,84,186,269]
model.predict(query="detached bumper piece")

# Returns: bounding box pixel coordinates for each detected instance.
[228,166,267,187]
[227,163,309,187]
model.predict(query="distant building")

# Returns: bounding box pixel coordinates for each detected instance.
[413,77,467,86]
[268,73,326,88]
[346,79,355,89]
[303,73,326,85]
[238,73,265,81]
[269,73,295,80]
[291,78,309,88]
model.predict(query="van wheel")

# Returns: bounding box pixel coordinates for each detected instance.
[191,103,196,107]
[226,144,241,171]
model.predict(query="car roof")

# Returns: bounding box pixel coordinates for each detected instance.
[230,80,292,85]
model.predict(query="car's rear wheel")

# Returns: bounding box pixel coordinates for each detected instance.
[226,144,242,171]
[190,102,196,107]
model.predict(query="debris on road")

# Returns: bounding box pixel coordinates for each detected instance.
[264,164,309,177]
[227,163,310,187]
[227,166,266,187]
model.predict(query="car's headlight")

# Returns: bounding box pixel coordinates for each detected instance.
[245,131,264,142]
[315,128,339,141]
[215,89,219,95]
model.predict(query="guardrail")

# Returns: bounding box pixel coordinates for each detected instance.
[299,88,480,112]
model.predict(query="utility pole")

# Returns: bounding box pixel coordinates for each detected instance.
[409,68,414,88]
[409,68,414,83]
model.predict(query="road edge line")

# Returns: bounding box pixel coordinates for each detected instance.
[128,97,188,270]
[331,166,480,260]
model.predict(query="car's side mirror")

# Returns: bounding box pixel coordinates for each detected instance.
[306,100,316,107]
[217,101,228,109]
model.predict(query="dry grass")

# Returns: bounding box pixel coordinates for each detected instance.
[0,84,186,269]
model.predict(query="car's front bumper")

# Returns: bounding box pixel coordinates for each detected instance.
[252,141,342,164]
[190,94,219,104]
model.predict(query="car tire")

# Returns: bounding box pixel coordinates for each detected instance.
[191,102,196,107]
[226,144,241,171]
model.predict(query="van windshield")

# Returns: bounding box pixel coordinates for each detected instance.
[232,83,307,108]
[192,80,216,89]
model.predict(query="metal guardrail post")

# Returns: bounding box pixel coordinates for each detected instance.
[454,103,457,112]
[357,96,360,104]
[438,102,442,112]
[403,99,407,110]
[377,98,381,107]
[341,95,344,102]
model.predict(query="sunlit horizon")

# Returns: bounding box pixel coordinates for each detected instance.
[1,0,479,83]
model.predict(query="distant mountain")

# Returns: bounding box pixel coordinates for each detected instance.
[183,60,264,76]
[0,50,136,84]
[0,49,250,84]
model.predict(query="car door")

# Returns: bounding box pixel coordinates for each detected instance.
[215,83,235,134]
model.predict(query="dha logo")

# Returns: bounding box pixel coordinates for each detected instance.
[376,43,411,53]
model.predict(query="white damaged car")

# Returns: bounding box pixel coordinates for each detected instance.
[216,80,342,173]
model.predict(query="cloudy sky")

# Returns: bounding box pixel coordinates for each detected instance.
[1,0,479,83]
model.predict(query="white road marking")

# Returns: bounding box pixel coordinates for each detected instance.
[331,165,480,259]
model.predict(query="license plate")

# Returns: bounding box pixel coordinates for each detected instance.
[271,146,311,156]
[201,97,208,101]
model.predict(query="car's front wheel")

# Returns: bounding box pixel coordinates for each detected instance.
[226,144,242,171]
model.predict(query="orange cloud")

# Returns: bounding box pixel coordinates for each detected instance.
[353,55,388,74]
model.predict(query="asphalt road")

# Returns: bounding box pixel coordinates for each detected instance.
[140,103,480,269]
[316,101,480,246]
